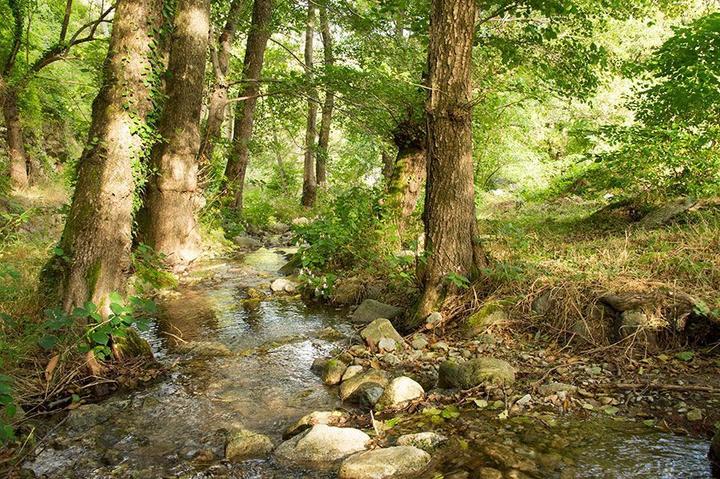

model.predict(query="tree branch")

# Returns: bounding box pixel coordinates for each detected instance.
[59,0,74,43]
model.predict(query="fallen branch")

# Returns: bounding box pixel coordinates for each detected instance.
[608,382,718,394]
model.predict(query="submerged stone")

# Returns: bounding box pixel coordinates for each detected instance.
[396,432,447,452]
[225,429,274,462]
[338,446,431,479]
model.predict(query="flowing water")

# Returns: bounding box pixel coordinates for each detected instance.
[22,248,715,478]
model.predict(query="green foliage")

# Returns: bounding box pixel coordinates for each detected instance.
[294,186,387,273]
[0,373,16,444]
[131,243,178,293]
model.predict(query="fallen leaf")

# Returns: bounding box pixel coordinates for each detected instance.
[45,355,59,382]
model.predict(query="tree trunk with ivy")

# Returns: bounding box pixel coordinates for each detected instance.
[301,3,318,207]
[416,0,486,320]
[50,0,163,314]
[198,0,244,168]
[144,0,210,265]
[224,0,274,211]
[386,118,426,229]
[2,87,29,189]
[316,5,334,187]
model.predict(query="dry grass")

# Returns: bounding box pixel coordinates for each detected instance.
[444,198,720,351]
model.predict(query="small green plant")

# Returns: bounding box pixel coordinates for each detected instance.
[131,243,178,293]
[446,272,471,289]
[0,373,16,444]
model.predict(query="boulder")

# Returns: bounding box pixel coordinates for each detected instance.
[342,365,363,382]
[225,429,274,461]
[618,310,660,351]
[351,300,403,325]
[234,235,262,250]
[438,358,516,389]
[376,377,424,410]
[360,318,405,352]
[463,302,508,338]
[396,432,447,452]
[349,384,385,408]
[283,410,349,440]
[338,446,431,479]
[274,425,369,466]
[332,277,366,305]
[321,359,348,385]
[340,370,390,401]
[271,278,298,294]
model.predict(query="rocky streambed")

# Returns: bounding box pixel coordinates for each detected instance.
[20,247,718,478]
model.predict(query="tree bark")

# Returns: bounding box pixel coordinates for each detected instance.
[198,0,245,166]
[416,0,485,320]
[301,3,318,207]
[224,0,274,211]
[2,87,29,189]
[316,5,334,187]
[144,0,210,265]
[52,0,162,314]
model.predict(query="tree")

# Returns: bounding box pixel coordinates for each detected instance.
[316,4,334,187]
[143,0,211,265]
[50,0,162,314]
[385,115,426,230]
[224,0,274,211]
[1,0,112,189]
[198,0,245,168]
[416,0,485,319]
[300,2,318,207]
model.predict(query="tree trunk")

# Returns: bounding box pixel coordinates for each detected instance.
[144,0,210,265]
[316,5,334,187]
[224,0,274,211]
[198,0,244,167]
[386,118,426,227]
[416,0,485,320]
[2,88,29,189]
[301,3,318,207]
[52,0,162,314]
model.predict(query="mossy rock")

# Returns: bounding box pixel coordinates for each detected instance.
[463,301,509,338]
[112,328,153,361]
[438,357,516,389]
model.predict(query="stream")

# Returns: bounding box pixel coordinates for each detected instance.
[22,248,715,478]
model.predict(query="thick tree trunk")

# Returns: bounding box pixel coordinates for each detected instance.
[387,119,426,226]
[2,88,29,189]
[144,0,210,265]
[224,0,274,211]
[198,0,244,166]
[416,0,485,320]
[301,4,318,207]
[53,0,162,314]
[316,5,334,187]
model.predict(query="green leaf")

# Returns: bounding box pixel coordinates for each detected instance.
[675,351,695,362]
[38,334,58,350]
[441,405,460,419]
[109,292,123,304]
[90,331,109,345]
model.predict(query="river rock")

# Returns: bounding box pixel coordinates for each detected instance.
[360,318,404,352]
[438,358,516,389]
[342,365,363,381]
[176,341,233,357]
[351,299,403,325]
[411,334,428,350]
[340,370,390,401]
[618,310,659,351]
[338,446,431,479]
[283,410,349,439]
[463,302,508,338]
[225,429,274,461]
[396,432,447,452]
[234,235,262,250]
[321,359,348,385]
[271,278,297,294]
[332,277,366,305]
[376,377,424,410]
[274,425,370,466]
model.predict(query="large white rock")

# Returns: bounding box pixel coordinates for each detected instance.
[283,410,348,439]
[274,425,370,466]
[339,446,431,479]
[376,376,424,409]
[270,278,297,293]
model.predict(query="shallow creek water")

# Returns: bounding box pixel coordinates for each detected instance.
[23,248,714,478]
